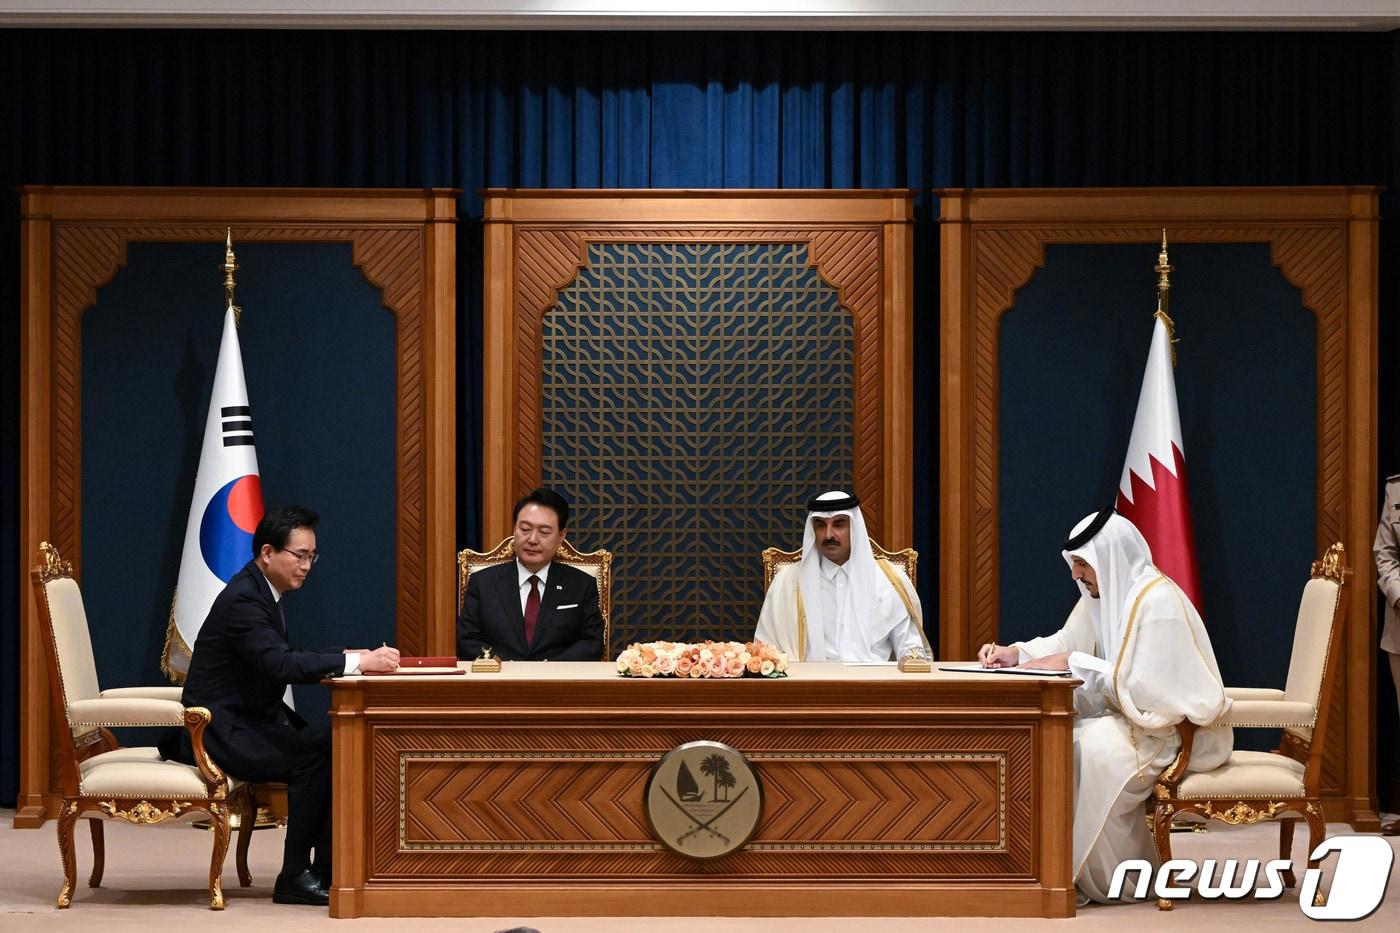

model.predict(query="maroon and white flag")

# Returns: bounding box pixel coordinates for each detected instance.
[1114,312,1205,613]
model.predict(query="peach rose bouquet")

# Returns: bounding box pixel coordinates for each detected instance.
[615,640,789,679]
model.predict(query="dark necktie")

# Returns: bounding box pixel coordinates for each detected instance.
[523,575,541,647]
[278,600,287,637]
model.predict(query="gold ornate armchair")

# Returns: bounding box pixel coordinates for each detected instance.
[31,543,254,910]
[1148,543,1349,910]
[761,539,918,589]
[457,537,613,659]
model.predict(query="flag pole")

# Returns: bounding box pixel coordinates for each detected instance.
[164,232,237,683]
[162,231,263,683]
[1115,232,1204,614]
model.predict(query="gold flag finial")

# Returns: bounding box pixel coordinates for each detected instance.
[221,228,241,325]
[1155,228,1173,318]
[1154,229,1178,366]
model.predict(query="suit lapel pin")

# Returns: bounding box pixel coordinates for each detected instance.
[555,584,563,590]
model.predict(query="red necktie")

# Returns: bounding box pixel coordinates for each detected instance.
[523,575,541,646]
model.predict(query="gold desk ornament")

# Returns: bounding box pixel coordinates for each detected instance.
[471,646,503,673]
[897,649,932,673]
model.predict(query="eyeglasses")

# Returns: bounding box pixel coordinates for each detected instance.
[280,547,320,566]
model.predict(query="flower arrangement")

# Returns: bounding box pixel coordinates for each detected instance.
[615,640,789,679]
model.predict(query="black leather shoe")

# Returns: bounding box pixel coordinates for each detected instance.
[272,868,329,906]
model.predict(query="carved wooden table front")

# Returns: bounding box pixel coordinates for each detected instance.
[329,662,1076,918]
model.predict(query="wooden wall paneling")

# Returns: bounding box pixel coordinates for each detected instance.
[935,186,1380,829]
[938,196,973,662]
[16,187,458,827]
[1345,195,1381,826]
[481,208,518,541]
[882,219,916,546]
[423,197,460,656]
[479,190,915,549]
[17,200,55,828]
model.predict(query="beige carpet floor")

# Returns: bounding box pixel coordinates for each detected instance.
[2,809,1397,930]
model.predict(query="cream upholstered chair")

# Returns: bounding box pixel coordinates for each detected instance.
[1147,542,1349,910]
[457,537,613,659]
[31,542,255,910]
[761,539,918,589]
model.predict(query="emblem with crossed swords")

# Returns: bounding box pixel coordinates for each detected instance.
[659,784,752,846]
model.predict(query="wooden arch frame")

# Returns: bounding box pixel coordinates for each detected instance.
[16,186,458,827]
[937,186,1380,828]
[480,189,916,547]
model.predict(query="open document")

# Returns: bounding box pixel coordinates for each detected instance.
[938,662,1072,676]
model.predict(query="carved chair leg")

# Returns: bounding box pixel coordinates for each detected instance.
[87,817,105,888]
[208,803,230,911]
[1279,817,1297,888]
[1151,801,1176,911]
[1303,801,1327,908]
[235,788,255,887]
[56,800,78,909]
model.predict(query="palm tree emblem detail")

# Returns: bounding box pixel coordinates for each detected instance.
[699,753,736,801]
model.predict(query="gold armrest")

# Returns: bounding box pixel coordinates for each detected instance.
[1155,721,1198,794]
[182,706,228,789]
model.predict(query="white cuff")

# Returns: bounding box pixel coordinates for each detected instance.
[1068,650,1112,674]
[344,653,361,675]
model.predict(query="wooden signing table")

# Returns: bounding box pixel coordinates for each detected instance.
[328,662,1077,918]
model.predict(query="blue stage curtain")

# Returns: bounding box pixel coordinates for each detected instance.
[1,28,1396,806]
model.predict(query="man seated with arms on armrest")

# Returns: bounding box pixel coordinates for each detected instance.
[755,490,929,662]
[978,508,1231,905]
[159,506,400,907]
[457,487,604,661]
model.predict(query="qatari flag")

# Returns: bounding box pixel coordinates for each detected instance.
[163,303,265,678]
[1114,311,1205,615]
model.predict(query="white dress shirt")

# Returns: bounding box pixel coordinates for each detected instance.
[516,560,552,614]
[818,556,851,661]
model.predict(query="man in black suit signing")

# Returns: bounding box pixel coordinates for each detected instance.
[457,488,604,662]
[160,506,399,906]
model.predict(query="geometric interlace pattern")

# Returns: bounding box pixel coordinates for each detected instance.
[543,241,854,651]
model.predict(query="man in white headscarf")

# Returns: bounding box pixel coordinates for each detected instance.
[754,491,930,662]
[979,509,1232,904]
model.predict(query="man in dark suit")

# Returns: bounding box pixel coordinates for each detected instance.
[457,488,604,662]
[159,506,399,906]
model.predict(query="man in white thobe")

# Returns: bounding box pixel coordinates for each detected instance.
[754,490,930,662]
[979,509,1232,904]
